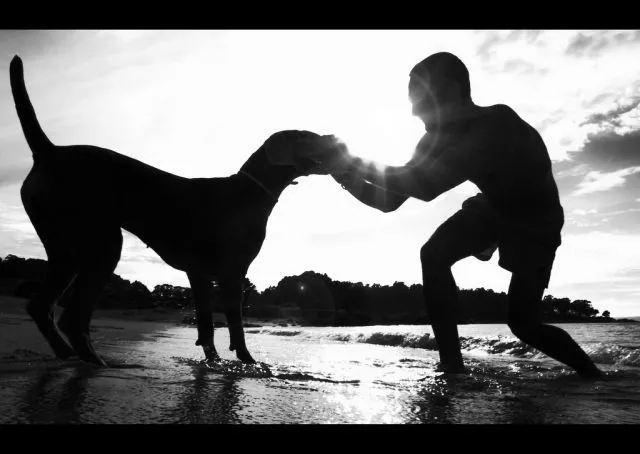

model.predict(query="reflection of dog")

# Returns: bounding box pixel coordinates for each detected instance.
[9,55,342,366]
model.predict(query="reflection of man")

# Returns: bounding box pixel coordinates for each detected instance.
[331,52,601,378]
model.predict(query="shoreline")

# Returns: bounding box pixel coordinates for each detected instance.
[1,295,637,328]
[0,295,292,328]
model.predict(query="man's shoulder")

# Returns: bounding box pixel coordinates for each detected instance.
[480,103,519,124]
[470,104,525,143]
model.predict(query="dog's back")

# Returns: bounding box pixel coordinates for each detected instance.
[9,55,329,366]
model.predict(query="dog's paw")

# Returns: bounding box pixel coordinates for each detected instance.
[236,350,257,364]
[202,344,220,363]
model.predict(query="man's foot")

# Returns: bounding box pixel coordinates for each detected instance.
[577,364,603,380]
[435,362,467,374]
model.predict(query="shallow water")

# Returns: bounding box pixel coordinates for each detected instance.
[1,314,639,424]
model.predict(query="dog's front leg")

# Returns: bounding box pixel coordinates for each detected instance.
[187,273,220,362]
[219,278,256,364]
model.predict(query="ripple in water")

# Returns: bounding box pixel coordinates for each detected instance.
[172,357,274,378]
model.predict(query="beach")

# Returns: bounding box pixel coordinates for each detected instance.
[1,295,639,424]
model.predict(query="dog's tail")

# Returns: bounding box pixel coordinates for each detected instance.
[9,55,54,161]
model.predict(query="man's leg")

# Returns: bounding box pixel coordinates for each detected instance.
[507,270,602,378]
[420,209,498,373]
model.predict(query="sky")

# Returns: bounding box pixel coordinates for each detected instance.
[1,30,639,317]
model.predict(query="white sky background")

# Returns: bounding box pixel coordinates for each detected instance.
[1,30,639,317]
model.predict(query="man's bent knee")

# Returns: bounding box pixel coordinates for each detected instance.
[508,320,540,343]
[420,241,453,272]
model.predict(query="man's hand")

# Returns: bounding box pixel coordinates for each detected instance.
[319,134,352,173]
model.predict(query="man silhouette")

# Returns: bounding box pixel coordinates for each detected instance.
[332,52,602,378]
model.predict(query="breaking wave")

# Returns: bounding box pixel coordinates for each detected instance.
[245,327,640,367]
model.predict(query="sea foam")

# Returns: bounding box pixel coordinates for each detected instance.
[246,327,640,367]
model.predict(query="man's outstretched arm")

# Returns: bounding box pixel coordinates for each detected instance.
[346,156,466,203]
[333,172,408,213]
[327,133,470,204]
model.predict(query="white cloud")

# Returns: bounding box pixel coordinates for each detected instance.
[553,231,640,283]
[600,207,640,217]
[555,163,591,179]
[550,231,640,316]
[572,166,640,196]
[570,208,598,216]
[0,200,37,243]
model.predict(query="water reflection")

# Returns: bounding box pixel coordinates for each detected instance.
[409,371,554,424]
[20,364,97,424]
[496,394,550,424]
[411,375,458,424]
[170,364,242,424]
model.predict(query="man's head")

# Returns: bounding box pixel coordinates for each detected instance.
[408,52,472,129]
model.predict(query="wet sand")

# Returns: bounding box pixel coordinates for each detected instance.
[0,296,275,424]
[3,295,639,424]
[0,296,336,424]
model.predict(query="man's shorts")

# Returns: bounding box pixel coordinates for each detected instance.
[460,193,564,288]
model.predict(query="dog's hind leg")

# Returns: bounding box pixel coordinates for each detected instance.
[219,278,256,364]
[26,255,77,359]
[21,191,78,359]
[58,228,123,367]
[187,273,220,362]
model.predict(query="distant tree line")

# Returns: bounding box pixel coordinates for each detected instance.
[0,254,255,314]
[0,254,623,326]
[0,254,154,309]
[242,270,615,325]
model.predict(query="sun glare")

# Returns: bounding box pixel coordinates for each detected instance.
[335,107,425,168]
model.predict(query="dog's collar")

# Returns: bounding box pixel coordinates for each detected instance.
[239,170,279,202]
